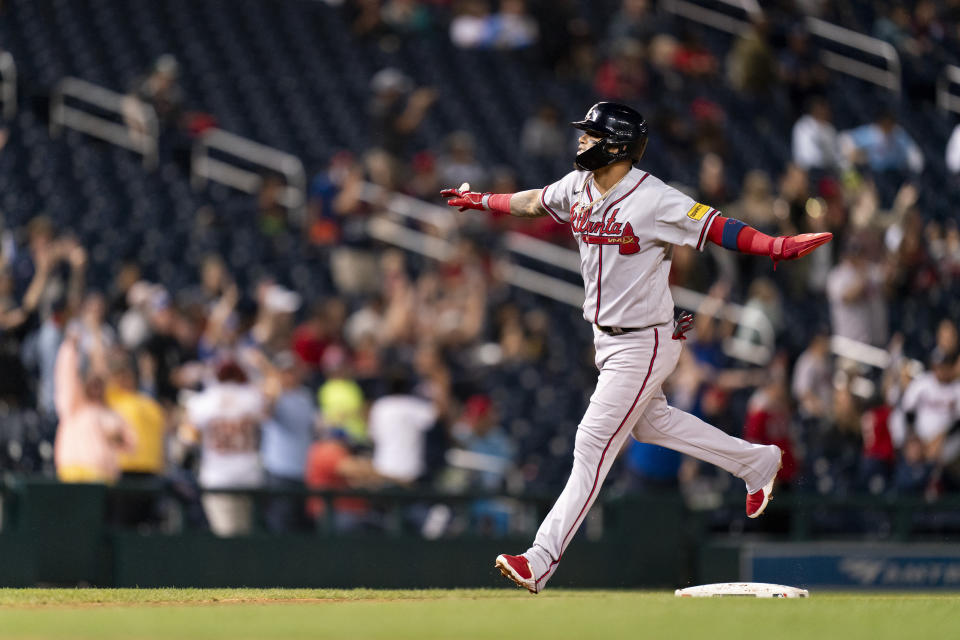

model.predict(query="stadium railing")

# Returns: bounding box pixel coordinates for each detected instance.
[0,50,16,121]
[190,127,307,223]
[660,0,761,36]
[660,0,901,93]
[49,76,160,169]
[805,17,901,93]
[937,65,960,115]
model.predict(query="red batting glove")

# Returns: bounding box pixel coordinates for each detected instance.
[771,232,833,262]
[440,184,487,212]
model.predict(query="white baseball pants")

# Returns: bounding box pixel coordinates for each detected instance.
[523,323,781,591]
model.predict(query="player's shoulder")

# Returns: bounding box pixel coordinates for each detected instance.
[635,170,681,195]
[550,168,591,190]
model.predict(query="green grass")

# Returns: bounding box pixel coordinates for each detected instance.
[0,589,956,640]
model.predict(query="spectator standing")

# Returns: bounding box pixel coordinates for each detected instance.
[859,398,896,493]
[792,97,843,173]
[368,67,437,162]
[450,395,514,492]
[368,368,438,485]
[317,346,368,443]
[105,348,168,526]
[826,238,889,347]
[840,110,924,174]
[139,290,192,404]
[305,428,381,532]
[53,332,136,483]
[260,351,316,533]
[744,380,798,485]
[450,395,515,535]
[893,349,960,491]
[792,333,834,420]
[184,361,265,536]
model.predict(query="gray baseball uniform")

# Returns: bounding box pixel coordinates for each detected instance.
[523,167,781,591]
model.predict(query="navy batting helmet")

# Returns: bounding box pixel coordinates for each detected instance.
[571,102,648,171]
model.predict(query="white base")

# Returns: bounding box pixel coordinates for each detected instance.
[675,583,809,598]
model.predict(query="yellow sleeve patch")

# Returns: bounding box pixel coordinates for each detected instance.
[686,203,711,221]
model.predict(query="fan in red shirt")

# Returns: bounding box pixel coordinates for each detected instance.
[744,380,798,484]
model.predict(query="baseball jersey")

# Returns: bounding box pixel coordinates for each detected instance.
[540,167,720,328]
[895,373,960,445]
[187,382,265,488]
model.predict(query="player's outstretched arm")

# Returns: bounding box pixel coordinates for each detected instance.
[440,183,547,218]
[706,215,832,264]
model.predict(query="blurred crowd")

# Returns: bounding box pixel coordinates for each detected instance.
[2,0,960,539]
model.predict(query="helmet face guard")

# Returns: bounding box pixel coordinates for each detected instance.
[572,102,648,171]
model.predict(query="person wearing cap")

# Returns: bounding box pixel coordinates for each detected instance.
[260,351,317,533]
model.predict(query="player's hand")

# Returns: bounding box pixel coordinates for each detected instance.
[440,183,486,212]
[672,312,693,341]
[771,232,833,262]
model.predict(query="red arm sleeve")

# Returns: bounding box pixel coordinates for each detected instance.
[708,215,832,262]
[707,215,775,255]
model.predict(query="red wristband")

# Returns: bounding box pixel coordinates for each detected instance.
[485,193,513,215]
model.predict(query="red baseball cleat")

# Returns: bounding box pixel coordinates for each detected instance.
[495,554,538,594]
[746,448,783,519]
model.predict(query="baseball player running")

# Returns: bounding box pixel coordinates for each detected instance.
[441,102,832,594]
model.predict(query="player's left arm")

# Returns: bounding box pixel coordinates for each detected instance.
[705,215,832,264]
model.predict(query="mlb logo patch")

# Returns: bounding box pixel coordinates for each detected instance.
[686,203,710,221]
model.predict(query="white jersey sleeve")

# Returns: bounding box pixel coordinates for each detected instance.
[539,170,588,224]
[900,376,923,413]
[652,182,721,251]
